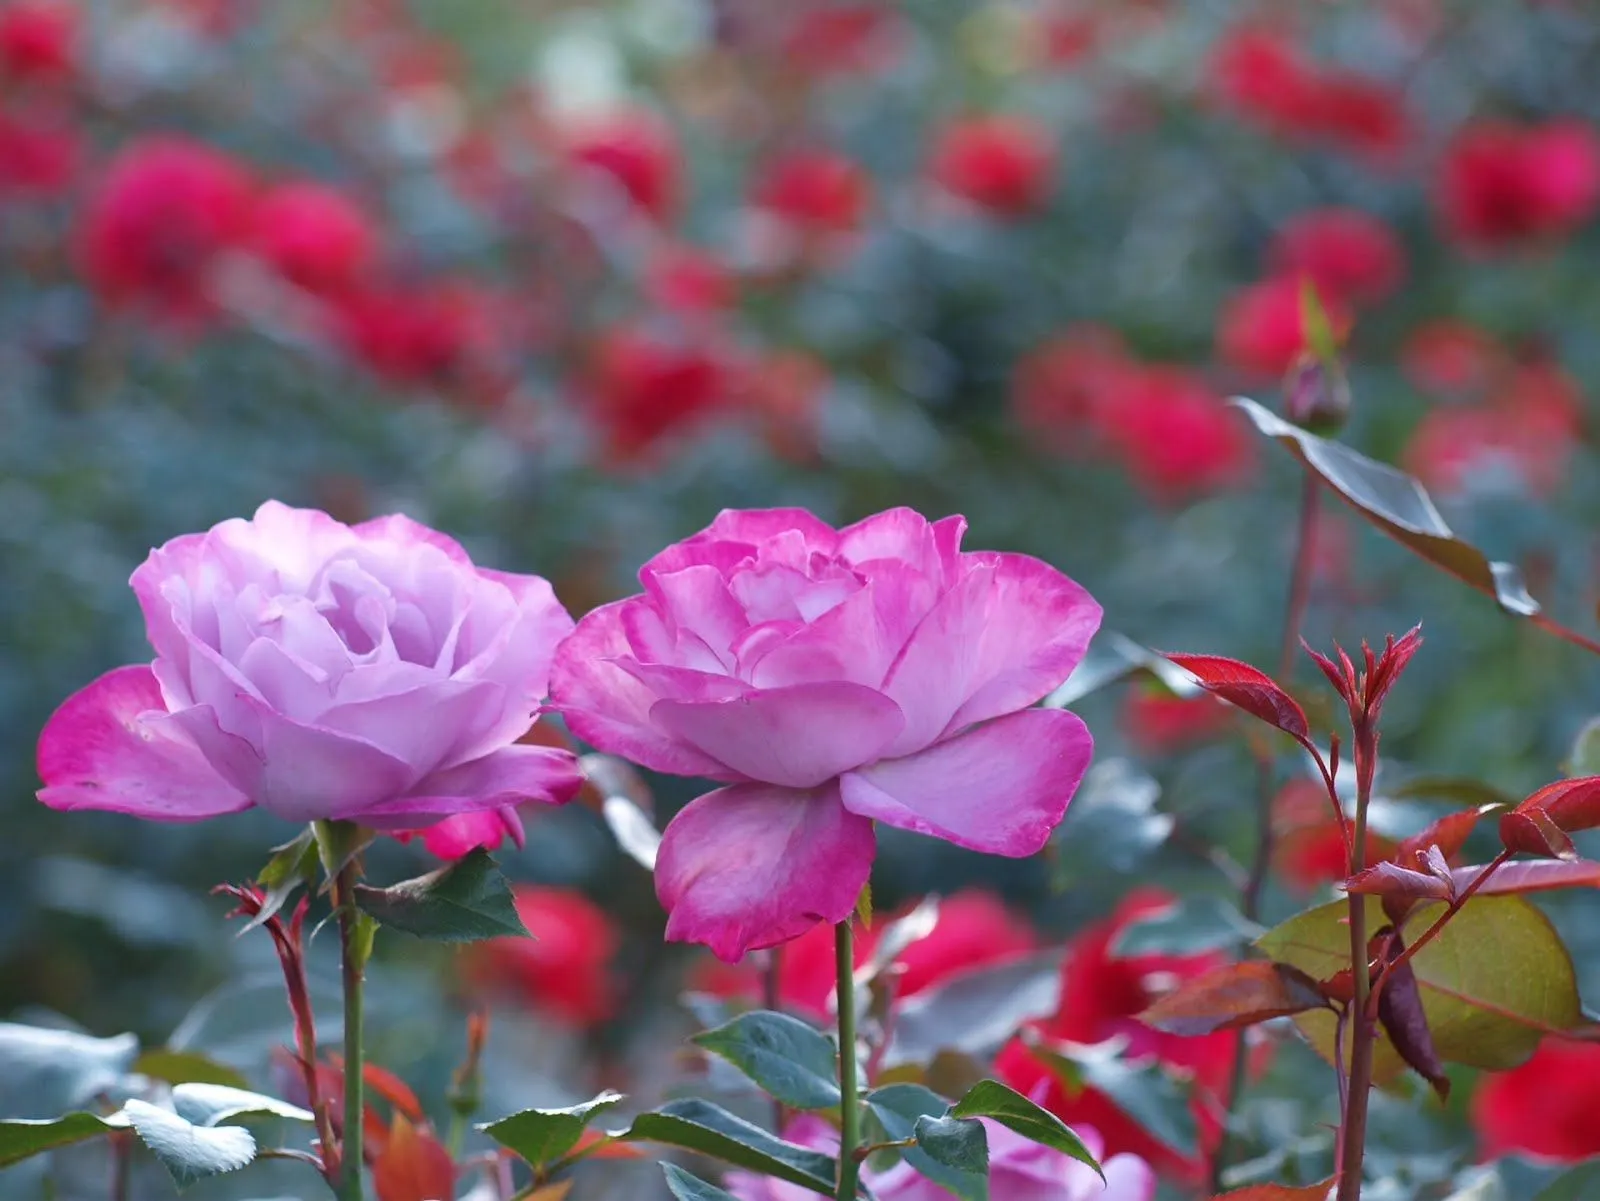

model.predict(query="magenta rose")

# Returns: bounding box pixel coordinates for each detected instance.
[726,1115,1156,1201]
[550,507,1100,961]
[37,501,582,829]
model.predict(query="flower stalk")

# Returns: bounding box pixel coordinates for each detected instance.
[334,854,369,1201]
[834,919,862,1201]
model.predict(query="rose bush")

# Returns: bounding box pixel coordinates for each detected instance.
[551,506,1100,960]
[37,500,581,830]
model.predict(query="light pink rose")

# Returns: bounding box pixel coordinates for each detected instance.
[726,1115,1156,1201]
[550,507,1100,961]
[37,501,582,829]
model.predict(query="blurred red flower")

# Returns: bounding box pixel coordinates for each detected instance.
[738,348,828,462]
[335,282,489,385]
[1401,321,1505,397]
[929,115,1057,218]
[1208,26,1321,138]
[1268,208,1406,308]
[751,146,871,238]
[0,1,76,84]
[1011,326,1128,450]
[1435,119,1600,250]
[0,103,77,198]
[692,890,1036,1020]
[1102,365,1255,499]
[1123,688,1232,755]
[1216,276,1351,377]
[781,4,903,76]
[1472,1039,1600,1163]
[567,108,680,223]
[78,136,254,325]
[1307,73,1410,166]
[995,889,1243,1181]
[647,245,734,317]
[583,324,732,462]
[251,181,379,298]
[467,886,619,1026]
[1271,779,1395,893]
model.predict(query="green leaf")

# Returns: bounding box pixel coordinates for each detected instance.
[133,1050,250,1091]
[311,819,375,881]
[885,955,1062,1068]
[1257,895,1582,1080]
[244,829,318,932]
[693,1010,841,1110]
[1535,1159,1600,1200]
[354,848,528,942]
[950,1079,1102,1178]
[619,1098,837,1193]
[1024,1035,1198,1159]
[1567,719,1600,777]
[1387,776,1517,810]
[0,1113,126,1168]
[1044,632,1201,709]
[1231,398,1539,617]
[481,1090,625,1169]
[0,1024,139,1118]
[913,1115,989,1201]
[123,1099,256,1190]
[168,1084,313,1127]
[1111,896,1260,957]
[865,1083,983,1198]
[661,1163,742,1201]
[1050,761,1173,881]
[855,883,873,928]
[1297,278,1340,367]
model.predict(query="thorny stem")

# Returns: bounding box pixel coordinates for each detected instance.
[1366,852,1513,1016]
[1336,740,1378,1201]
[335,861,367,1201]
[1212,470,1320,1193]
[834,921,862,1201]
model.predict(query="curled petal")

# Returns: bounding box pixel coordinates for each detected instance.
[651,682,905,788]
[656,781,875,961]
[839,708,1092,855]
[363,744,583,829]
[36,665,252,821]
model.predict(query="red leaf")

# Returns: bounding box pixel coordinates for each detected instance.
[325,1055,425,1121]
[1453,859,1600,896]
[1210,1180,1337,1200]
[1394,806,1487,867]
[372,1112,454,1201]
[1515,776,1600,834]
[1162,653,1311,745]
[1139,961,1328,1036]
[1363,625,1423,724]
[570,1129,647,1161]
[1500,809,1578,860]
[1376,934,1450,1101]
[1344,860,1452,903]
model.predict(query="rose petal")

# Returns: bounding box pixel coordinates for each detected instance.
[642,508,841,576]
[879,561,995,755]
[1102,1152,1159,1201]
[651,681,905,788]
[839,708,1092,855]
[551,598,746,780]
[417,807,523,859]
[36,665,253,821]
[947,551,1102,731]
[640,564,748,670]
[353,512,474,564]
[655,780,875,961]
[362,743,583,829]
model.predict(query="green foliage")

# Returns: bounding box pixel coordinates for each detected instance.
[481,1090,625,1170]
[1024,1036,1200,1159]
[692,1010,843,1111]
[122,1099,257,1190]
[661,1163,743,1201]
[0,1113,123,1168]
[620,1099,839,1193]
[353,848,528,942]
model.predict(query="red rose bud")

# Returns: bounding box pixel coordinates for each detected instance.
[1285,352,1352,434]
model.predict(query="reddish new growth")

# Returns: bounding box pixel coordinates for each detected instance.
[1302,626,1423,791]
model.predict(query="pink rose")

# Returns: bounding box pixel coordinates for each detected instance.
[37,501,582,829]
[726,1115,1155,1201]
[550,507,1100,961]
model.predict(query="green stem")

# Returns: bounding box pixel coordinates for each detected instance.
[336,862,366,1201]
[1336,760,1376,1201]
[834,920,861,1201]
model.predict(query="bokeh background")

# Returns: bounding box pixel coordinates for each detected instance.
[3,0,1600,1198]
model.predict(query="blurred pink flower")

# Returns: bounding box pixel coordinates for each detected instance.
[1216,275,1351,377]
[566,107,680,223]
[0,0,77,85]
[583,323,733,463]
[751,146,872,239]
[37,501,582,828]
[929,116,1057,218]
[727,1114,1155,1201]
[1268,208,1406,308]
[1435,118,1600,250]
[0,102,78,198]
[251,181,379,298]
[550,507,1100,961]
[77,136,254,326]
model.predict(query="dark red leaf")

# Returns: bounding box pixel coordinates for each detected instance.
[1344,860,1452,903]
[1452,859,1600,897]
[1364,625,1423,724]
[1139,960,1328,1036]
[1209,1180,1337,1200]
[1395,806,1487,867]
[1162,653,1311,745]
[1421,845,1453,888]
[372,1112,454,1201]
[1500,809,1578,860]
[1302,641,1354,711]
[1376,934,1450,1101]
[1516,776,1600,834]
